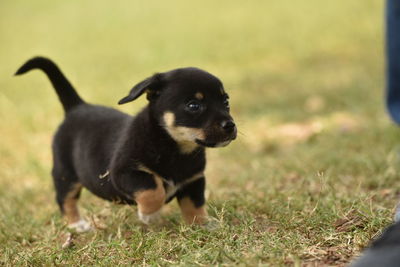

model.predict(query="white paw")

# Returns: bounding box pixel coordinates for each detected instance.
[138,210,161,225]
[67,219,92,233]
[201,216,220,231]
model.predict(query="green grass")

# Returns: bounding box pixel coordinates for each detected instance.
[0,0,398,265]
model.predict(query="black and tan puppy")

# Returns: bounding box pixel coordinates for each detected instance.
[15,57,236,232]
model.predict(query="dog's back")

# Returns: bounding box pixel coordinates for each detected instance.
[53,104,132,200]
[16,57,135,217]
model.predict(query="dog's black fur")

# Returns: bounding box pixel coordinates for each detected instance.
[15,57,236,227]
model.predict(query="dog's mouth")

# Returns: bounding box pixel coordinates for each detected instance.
[195,137,234,148]
[195,129,237,148]
[195,139,217,147]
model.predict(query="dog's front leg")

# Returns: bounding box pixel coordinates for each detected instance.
[177,177,207,224]
[111,170,166,224]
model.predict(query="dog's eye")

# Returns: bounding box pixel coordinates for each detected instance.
[186,101,202,112]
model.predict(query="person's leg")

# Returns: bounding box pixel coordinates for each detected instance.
[386,0,400,124]
[351,3,400,265]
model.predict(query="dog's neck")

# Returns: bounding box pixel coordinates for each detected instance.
[132,106,204,157]
[110,106,206,183]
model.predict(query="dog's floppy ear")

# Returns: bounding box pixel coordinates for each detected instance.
[118,73,164,104]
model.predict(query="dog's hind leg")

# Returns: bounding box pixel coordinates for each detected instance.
[52,168,91,232]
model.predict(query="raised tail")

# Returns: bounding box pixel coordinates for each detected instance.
[15,57,85,112]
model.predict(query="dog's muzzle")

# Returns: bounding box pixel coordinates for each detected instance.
[195,120,237,148]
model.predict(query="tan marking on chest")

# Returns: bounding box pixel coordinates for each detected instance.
[164,172,203,199]
[138,165,204,200]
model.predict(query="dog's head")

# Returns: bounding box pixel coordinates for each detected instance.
[119,68,237,153]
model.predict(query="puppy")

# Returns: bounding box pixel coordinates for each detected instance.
[15,57,237,232]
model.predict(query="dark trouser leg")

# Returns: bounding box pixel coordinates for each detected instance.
[386,0,400,124]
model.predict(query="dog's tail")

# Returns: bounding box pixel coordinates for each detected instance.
[15,57,85,112]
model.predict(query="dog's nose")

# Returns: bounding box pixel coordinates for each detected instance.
[221,120,236,132]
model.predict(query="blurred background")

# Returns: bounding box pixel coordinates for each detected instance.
[1,0,398,265]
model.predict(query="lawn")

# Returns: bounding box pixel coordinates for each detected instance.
[1,0,398,266]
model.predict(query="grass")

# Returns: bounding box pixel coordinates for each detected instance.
[0,0,398,265]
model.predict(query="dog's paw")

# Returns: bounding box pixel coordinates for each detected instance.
[138,210,161,225]
[67,219,92,233]
[200,216,221,231]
